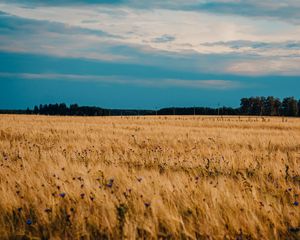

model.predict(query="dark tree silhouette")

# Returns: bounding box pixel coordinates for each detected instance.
[240,98,251,115]
[264,96,281,116]
[249,97,263,115]
[281,97,298,116]
[33,106,39,114]
[1,97,299,116]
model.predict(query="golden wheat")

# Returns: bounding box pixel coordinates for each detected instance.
[0,115,299,239]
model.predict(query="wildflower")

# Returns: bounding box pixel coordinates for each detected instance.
[59,192,66,198]
[26,219,32,225]
[144,202,151,208]
[137,177,143,182]
[293,201,299,206]
[45,208,52,213]
[106,179,114,188]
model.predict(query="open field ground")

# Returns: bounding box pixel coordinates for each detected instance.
[0,115,299,239]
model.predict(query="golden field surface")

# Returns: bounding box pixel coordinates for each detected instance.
[0,115,299,240]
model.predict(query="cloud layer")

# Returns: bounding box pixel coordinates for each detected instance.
[0,0,299,108]
[1,1,300,75]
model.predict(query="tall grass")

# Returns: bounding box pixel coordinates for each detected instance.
[0,115,299,239]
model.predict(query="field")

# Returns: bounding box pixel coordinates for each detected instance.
[0,115,299,239]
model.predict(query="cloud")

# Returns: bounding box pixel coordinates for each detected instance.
[195,1,300,24]
[4,0,300,24]
[0,72,240,89]
[227,57,300,76]
[161,79,240,89]
[46,0,300,23]
[0,12,128,61]
[152,34,176,43]
[0,11,118,37]
[0,50,233,79]
[1,0,124,6]
[201,40,300,57]
[1,1,300,77]
[133,0,300,24]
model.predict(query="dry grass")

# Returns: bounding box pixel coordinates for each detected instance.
[0,115,299,239]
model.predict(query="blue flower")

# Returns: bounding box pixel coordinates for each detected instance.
[59,192,66,198]
[144,202,151,208]
[26,219,32,225]
[293,201,299,206]
[106,179,114,188]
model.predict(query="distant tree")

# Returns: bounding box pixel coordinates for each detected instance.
[39,104,43,114]
[70,104,79,115]
[58,103,67,115]
[3,97,297,117]
[281,97,298,116]
[33,105,39,114]
[54,104,59,115]
[249,97,263,115]
[264,96,281,116]
[264,97,273,116]
[274,98,282,116]
[260,97,266,115]
[240,98,251,115]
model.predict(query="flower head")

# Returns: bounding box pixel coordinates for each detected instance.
[137,177,143,182]
[144,202,151,208]
[26,219,32,225]
[59,192,66,198]
[106,179,114,188]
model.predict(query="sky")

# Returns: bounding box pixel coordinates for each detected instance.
[0,0,300,109]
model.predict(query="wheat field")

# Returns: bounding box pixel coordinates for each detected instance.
[0,115,299,239]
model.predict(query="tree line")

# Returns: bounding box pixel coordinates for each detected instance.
[240,96,299,117]
[0,96,299,117]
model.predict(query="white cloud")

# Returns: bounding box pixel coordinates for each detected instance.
[1,2,300,76]
[227,57,300,76]
[0,72,240,89]
[2,3,300,49]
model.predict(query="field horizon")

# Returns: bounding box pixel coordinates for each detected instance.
[0,115,299,239]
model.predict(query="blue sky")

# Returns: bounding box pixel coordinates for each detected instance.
[0,0,300,109]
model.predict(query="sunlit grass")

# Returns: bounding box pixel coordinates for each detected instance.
[0,115,299,239]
